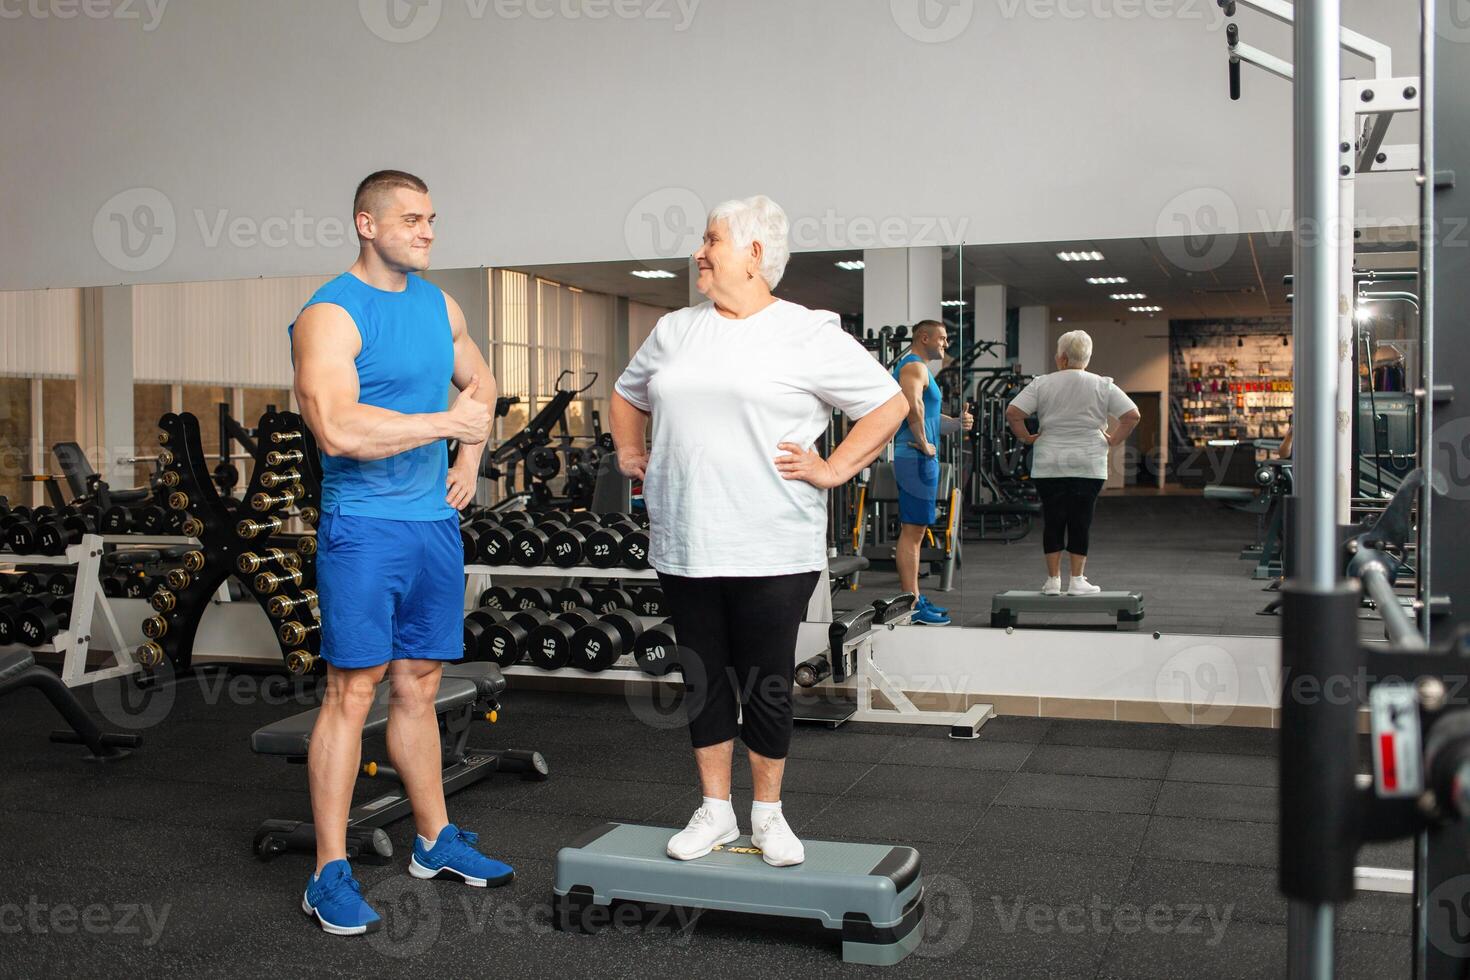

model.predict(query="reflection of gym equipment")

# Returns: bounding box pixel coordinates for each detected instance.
[963,367,1040,542]
[989,590,1145,631]
[480,373,612,510]
[0,651,141,760]
[250,661,548,863]
[553,822,924,966]
[855,462,960,592]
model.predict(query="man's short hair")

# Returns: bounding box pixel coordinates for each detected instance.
[913,319,945,338]
[353,170,429,220]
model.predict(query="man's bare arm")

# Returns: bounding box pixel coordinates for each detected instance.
[292,303,487,460]
[898,361,931,452]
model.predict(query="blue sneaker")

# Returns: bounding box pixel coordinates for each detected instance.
[919,595,950,616]
[912,597,951,626]
[302,859,381,936]
[410,824,514,887]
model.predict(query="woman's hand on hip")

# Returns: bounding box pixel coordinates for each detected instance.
[616,447,648,480]
[775,442,841,489]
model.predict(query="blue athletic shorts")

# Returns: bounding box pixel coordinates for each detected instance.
[315,511,464,669]
[893,453,940,526]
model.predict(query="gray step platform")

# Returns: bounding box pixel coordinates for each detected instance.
[553,822,925,966]
[991,590,1145,630]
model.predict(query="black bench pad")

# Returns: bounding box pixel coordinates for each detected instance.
[251,662,505,756]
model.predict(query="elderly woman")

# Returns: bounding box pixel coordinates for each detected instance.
[611,195,906,867]
[1004,329,1140,596]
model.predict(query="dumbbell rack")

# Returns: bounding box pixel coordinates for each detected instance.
[142,411,323,675]
[462,562,659,681]
[0,534,140,687]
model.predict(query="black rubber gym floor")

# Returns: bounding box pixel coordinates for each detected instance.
[0,672,1411,979]
[849,494,1283,636]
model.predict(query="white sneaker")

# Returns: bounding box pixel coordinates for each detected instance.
[751,810,805,867]
[666,806,739,861]
[1067,576,1102,596]
[1041,577,1061,596]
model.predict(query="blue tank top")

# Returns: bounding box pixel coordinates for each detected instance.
[288,272,455,521]
[892,353,941,456]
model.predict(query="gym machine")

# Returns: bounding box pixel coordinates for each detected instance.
[1218,0,1470,975]
[480,372,613,511]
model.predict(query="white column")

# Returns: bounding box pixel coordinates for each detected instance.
[77,286,135,488]
[1017,305,1051,378]
[863,247,943,331]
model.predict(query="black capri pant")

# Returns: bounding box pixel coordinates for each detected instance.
[1033,477,1105,556]
[656,570,821,760]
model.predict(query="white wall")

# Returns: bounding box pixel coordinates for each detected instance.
[0,0,1419,291]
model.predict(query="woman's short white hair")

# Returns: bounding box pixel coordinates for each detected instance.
[707,195,790,290]
[1056,329,1093,368]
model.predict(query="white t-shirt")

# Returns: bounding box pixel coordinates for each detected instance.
[1008,370,1138,480]
[614,300,900,577]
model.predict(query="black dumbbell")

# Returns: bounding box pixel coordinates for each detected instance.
[136,504,168,534]
[572,608,646,672]
[494,511,534,530]
[44,571,76,596]
[527,607,600,670]
[584,520,641,569]
[0,595,30,645]
[477,586,516,611]
[633,622,680,676]
[588,587,634,615]
[4,512,40,554]
[510,518,567,567]
[0,570,40,595]
[628,585,666,618]
[464,608,523,667]
[98,503,134,533]
[550,587,597,613]
[16,594,71,647]
[34,511,95,556]
[619,526,650,570]
[546,524,589,568]
[474,523,515,565]
[539,510,572,526]
[511,587,556,612]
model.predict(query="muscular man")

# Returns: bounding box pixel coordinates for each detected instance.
[891,320,971,625]
[290,170,510,936]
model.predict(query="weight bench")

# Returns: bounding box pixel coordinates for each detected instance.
[0,651,141,760]
[250,661,549,863]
